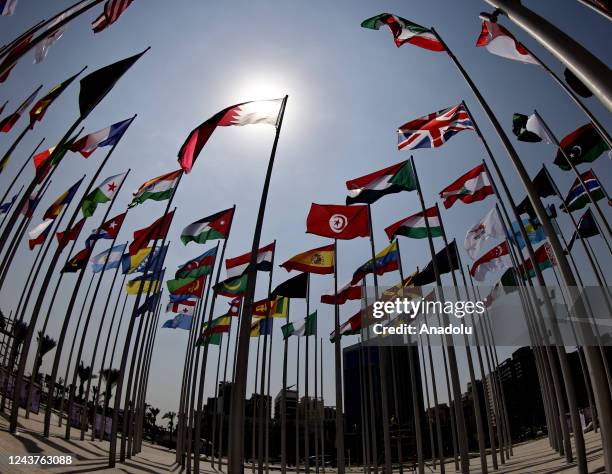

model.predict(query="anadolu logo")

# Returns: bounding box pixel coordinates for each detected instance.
[329,214,348,233]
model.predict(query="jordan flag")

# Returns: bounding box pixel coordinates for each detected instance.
[178,99,283,173]
[440,164,494,209]
[306,203,369,240]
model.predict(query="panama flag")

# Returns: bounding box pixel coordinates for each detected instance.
[470,242,511,282]
[178,98,283,173]
[397,104,474,150]
[70,118,133,157]
[385,206,441,240]
[91,243,126,273]
[1,0,18,16]
[440,164,494,209]
[476,20,538,65]
[360,14,444,51]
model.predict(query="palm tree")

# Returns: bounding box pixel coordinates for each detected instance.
[32,331,57,383]
[0,321,29,411]
[162,411,176,444]
[100,368,120,406]
[147,406,160,443]
[76,362,95,402]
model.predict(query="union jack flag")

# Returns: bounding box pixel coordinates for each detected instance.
[397,103,474,150]
[92,0,134,33]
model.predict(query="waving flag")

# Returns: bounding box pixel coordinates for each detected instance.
[137,291,162,316]
[351,241,399,285]
[129,211,175,255]
[129,169,181,208]
[225,242,275,279]
[62,247,93,273]
[29,72,81,129]
[306,203,369,240]
[86,212,126,247]
[554,123,610,170]
[0,33,31,83]
[476,20,538,65]
[321,281,361,305]
[346,160,416,205]
[214,274,247,298]
[82,172,127,217]
[440,164,494,209]
[361,14,444,51]
[470,242,511,282]
[121,247,152,274]
[176,247,217,279]
[568,209,599,251]
[397,104,474,150]
[181,207,234,245]
[250,318,273,337]
[166,298,197,316]
[0,87,40,133]
[464,207,505,259]
[330,311,362,342]
[413,241,460,286]
[70,118,133,157]
[1,0,18,16]
[282,312,317,339]
[562,170,606,212]
[167,275,206,297]
[92,0,134,33]
[28,219,53,250]
[385,206,441,240]
[91,244,126,273]
[56,218,86,250]
[178,99,283,173]
[43,178,84,221]
[162,314,192,330]
[280,244,335,274]
[0,192,19,215]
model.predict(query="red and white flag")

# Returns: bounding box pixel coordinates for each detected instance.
[476,20,538,65]
[92,0,134,33]
[225,242,275,279]
[321,280,362,305]
[440,164,494,209]
[306,203,370,240]
[470,242,511,282]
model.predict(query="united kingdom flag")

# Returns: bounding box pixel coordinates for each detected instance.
[397,103,474,150]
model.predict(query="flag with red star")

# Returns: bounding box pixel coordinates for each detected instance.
[85,212,127,247]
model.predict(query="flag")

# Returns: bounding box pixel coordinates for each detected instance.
[306,203,369,240]
[360,14,444,51]
[321,280,361,305]
[91,243,126,273]
[280,244,335,274]
[62,247,93,273]
[271,272,308,299]
[1,0,18,16]
[470,242,511,282]
[282,311,317,339]
[181,207,234,245]
[162,314,192,330]
[203,315,231,336]
[476,20,538,64]
[92,0,134,33]
[214,274,248,297]
[440,163,494,209]
[121,247,152,274]
[0,33,31,83]
[252,296,288,319]
[166,298,196,316]
[29,72,80,128]
[33,146,59,181]
[178,98,283,173]
[228,297,242,316]
[0,193,18,215]
[85,212,126,247]
[42,177,83,221]
[176,247,217,279]
[397,103,474,150]
[512,113,552,143]
[167,275,206,296]
[510,217,546,249]
[563,170,606,212]
[351,241,399,285]
[522,242,554,277]
[20,191,40,218]
[385,206,441,240]
[56,217,86,250]
[27,219,53,250]
[0,87,39,133]
[413,241,460,286]
[129,211,175,255]
[346,160,416,205]
[554,123,610,170]
[82,172,127,217]
[129,169,181,207]
[225,242,275,279]
[33,17,69,64]
[464,207,505,259]
[126,275,160,295]
[0,101,6,116]
[250,318,273,337]
[70,118,133,157]
[79,49,146,117]
[330,311,362,342]
[516,168,557,219]
[137,291,161,316]
[568,209,599,251]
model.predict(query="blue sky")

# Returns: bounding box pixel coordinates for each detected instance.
[1,0,610,416]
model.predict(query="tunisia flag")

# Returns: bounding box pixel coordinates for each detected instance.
[306,203,370,240]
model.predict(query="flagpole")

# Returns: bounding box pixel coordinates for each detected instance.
[319,336,325,474]
[295,335,301,471]
[411,156,470,473]
[362,278,378,473]
[264,320,273,473]
[332,238,346,473]
[281,300,290,474]
[0,184,24,232]
[416,332,437,469]
[303,272,311,474]
[211,326,225,468]
[93,270,127,440]
[252,333,262,473]
[357,334,370,472]
[313,297,320,474]
[534,110,611,239]
[228,95,288,473]
[0,137,45,215]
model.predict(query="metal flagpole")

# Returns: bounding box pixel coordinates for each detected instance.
[314,303,320,474]
[320,337,326,474]
[482,0,612,111]
[332,238,346,472]
[416,332,437,470]
[228,96,288,472]
[280,299,290,474]
[411,157,470,473]
[264,320,274,473]
[296,335,301,471]
[362,277,378,474]
[0,138,45,214]
[253,332,262,472]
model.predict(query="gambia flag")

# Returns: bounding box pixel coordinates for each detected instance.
[176,246,217,279]
[440,164,494,209]
[384,206,441,240]
[330,311,362,342]
[82,172,127,217]
[214,273,248,297]
[181,207,234,245]
[346,160,416,205]
[361,14,444,51]
[562,170,606,212]
[281,311,317,339]
[130,169,181,208]
[554,123,609,170]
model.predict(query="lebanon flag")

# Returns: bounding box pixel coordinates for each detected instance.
[476,20,538,65]
[0,87,40,133]
[225,242,275,279]
[70,118,133,157]
[440,164,494,209]
[181,207,234,245]
[321,280,362,305]
[360,14,444,51]
[178,99,283,173]
[470,241,511,282]
[346,160,416,205]
[306,203,370,240]
[385,206,441,240]
[129,211,175,255]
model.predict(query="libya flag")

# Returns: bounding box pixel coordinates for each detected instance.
[384,206,441,240]
[554,123,609,170]
[129,169,181,208]
[181,207,234,245]
[512,113,551,143]
[281,311,317,339]
[214,273,247,297]
[82,172,127,217]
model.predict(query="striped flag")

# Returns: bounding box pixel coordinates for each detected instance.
[1,0,18,16]
[92,0,134,33]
